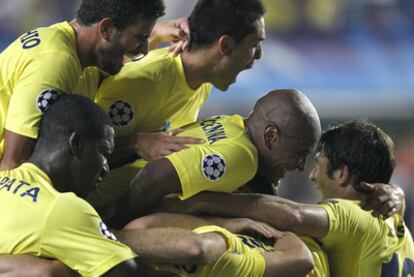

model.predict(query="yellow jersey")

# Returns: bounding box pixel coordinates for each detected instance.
[318,198,414,277]
[0,22,100,158]
[0,163,136,277]
[89,48,212,208]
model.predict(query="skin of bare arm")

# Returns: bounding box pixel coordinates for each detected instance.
[113,227,226,265]
[0,130,36,170]
[157,192,330,239]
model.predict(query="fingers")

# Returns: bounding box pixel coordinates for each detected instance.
[371,200,399,219]
[360,182,375,192]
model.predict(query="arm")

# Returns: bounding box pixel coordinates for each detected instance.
[113,228,226,265]
[111,158,182,227]
[149,18,189,55]
[262,232,314,277]
[124,212,283,239]
[360,182,406,218]
[0,130,35,170]
[0,255,76,277]
[157,192,329,239]
[110,130,204,163]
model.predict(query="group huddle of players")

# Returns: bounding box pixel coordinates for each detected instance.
[0,0,413,276]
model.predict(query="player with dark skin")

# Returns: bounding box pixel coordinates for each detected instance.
[0,0,198,171]
[0,95,232,276]
[110,89,322,227]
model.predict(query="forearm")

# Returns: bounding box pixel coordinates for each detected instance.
[159,192,328,238]
[114,228,225,265]
[109,134,138,166]
[0,255,76,277]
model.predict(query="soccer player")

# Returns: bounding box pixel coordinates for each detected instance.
[160,120,413,277]
[0,0,189,170]
[89,0,266,209]
[109,89,321,227]
[0,95,232,276]
[124,212,316,277]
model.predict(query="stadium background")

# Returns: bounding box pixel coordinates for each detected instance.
[1,0,413,230]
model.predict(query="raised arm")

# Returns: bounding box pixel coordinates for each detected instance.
[158,192,329,239]
[148,18,190,55]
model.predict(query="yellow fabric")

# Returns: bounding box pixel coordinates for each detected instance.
[0,21,100,158]
[299,236,330,277]
[319,198,414,277]
[166,115,258,200]
[152,225,267,277]
[0,163,137,277]
[90,48,212,208]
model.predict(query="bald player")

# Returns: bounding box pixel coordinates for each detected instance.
[160,120,413,277]
[90,0,266,210]
[0,0,189,170]
[109,89,321,227]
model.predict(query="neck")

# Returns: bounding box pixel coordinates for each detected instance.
[181,49,213,90]
[70,19,97,68]
[28,150,72,193]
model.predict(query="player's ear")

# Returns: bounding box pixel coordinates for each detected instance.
[99,17,117,42]
[264,124,280,150]
[217,35,236,55]
[68,132,83,160]
[333,165,350,187]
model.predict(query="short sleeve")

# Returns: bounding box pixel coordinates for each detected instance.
[5,52,80,138]
[166,142,258,200]
[40,194,136,277]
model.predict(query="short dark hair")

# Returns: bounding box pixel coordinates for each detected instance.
[76,0,165,29]
[189,0,265,47]
[36,94,112,149]
[317,120,395,190]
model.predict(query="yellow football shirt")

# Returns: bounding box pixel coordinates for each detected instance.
[90,53,213,208]
[0,21,100,158]
[299,236,330,277]
[166,115,258,200]
[318,198,414,277]
[0,163,137,276]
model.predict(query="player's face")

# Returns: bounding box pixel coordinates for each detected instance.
[261,135,312,184]
[215,17,265,91]
[75,125,114,198]
[309,151,337,198]
[97,17,156,75]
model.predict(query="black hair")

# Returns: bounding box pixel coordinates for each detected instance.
[189,0,265,47]
[76,0,165,29]
[317,120,395,189]
[36,94,112,149]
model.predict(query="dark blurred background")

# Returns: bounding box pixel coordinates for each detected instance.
[1,0,413,230]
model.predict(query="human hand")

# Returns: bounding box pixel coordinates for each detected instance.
[360,182,404,219]
[135,130,204,161]
[149,17,190,56]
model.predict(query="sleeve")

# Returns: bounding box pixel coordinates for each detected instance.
[95,73,164,135]
[40,194,137,277]
[318,199,370,248]
[194,225,265,277]
[166,142,258,200]
[5,51,80,138]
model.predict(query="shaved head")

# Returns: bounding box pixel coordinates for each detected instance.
[246,89,321,185]
[251,89,321,146]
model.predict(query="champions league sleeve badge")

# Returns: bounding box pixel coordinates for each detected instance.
[99,220,118,241]
[108,100,134,127]
[36,89,62,113]
[201,153,226,181]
